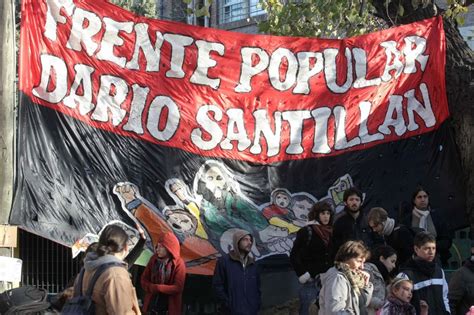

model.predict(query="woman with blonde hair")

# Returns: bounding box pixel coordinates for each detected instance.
[319,240,373,315]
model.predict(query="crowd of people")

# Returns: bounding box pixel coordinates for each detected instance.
[56,186,473,315]
[288,186,473,315]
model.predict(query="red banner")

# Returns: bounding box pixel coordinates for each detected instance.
[20,0,449,164]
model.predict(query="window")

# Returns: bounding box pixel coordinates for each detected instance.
[219,0,265,24]
[249,0,265,17]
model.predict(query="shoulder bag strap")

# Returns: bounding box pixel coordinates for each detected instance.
[73,268,86,297]
[85,262,124,297]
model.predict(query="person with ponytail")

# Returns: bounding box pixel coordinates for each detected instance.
[76,224,141,314]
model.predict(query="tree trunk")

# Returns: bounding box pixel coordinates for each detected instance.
[371,0,474,236]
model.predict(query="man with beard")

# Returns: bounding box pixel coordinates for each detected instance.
[332,187,380,255]
[212,229,261,315]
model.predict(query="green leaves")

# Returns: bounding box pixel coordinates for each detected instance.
[110,0,156,18]
[444,0,469,25]
[185,0,212,18]
[258,0,384,38]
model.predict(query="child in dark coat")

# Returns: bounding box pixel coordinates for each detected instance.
[381,278,428,315]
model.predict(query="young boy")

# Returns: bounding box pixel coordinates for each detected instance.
[397,231,450,314]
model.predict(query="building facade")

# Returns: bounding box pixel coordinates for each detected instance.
[210,0,266,33]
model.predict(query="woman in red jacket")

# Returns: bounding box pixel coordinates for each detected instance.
[141,232,186,315]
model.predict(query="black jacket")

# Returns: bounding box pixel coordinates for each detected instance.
[332,208,381,255]
[399,257,450,315]
[448,259,474,315]
[385,224,415,268]
[290,225,332,278]
[400,208,453,267]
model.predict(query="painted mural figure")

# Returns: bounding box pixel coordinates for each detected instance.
[191,161,292,256]
[262,189,316,234]
[113,164,360,273]
[165,178,208,239]
[113,182,219,275]
[328,174,355,214]
[262,188,293,220]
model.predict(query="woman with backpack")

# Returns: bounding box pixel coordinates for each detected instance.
[71,224,141,314]
[290,201,333,315]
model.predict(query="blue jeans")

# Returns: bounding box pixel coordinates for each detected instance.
[298,280,318,315]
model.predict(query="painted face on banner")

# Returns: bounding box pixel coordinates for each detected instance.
[170,182,188,202]
[204,166,227,200]
[329,174,353,206]
[275,192,291,208]
[292,199,313,220]
[166,211,196,236]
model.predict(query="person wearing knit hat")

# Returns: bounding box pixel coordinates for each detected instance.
[212,229,261,315]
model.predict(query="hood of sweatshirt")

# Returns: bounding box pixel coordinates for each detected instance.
[320,266,341,286]
[229,229,255,264]
[83,252,127,272]
[158,231,181,260]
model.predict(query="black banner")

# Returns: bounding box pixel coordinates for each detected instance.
[11,93,466,273]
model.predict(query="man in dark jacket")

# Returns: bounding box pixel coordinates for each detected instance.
[332,187,380,255]
[398,231,450,315]
[213,229,261,315]
[448,242,474,315]
[400,186,453,268]
[367,207,415,267]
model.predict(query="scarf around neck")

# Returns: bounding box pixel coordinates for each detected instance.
[313,222,333,246]
[151,257,173,284]
[412,256,436,277]
[385,295,416,315]
[382,217,395,236]
[412,207,437,237]
[335,262,366,296]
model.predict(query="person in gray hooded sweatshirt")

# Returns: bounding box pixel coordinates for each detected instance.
[319,240,373,315]
[213,229,261,315]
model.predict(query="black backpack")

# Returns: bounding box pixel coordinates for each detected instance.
[62,262,123,315]
[0,285,50,314]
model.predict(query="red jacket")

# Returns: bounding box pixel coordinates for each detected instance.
[141,232,186,315]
